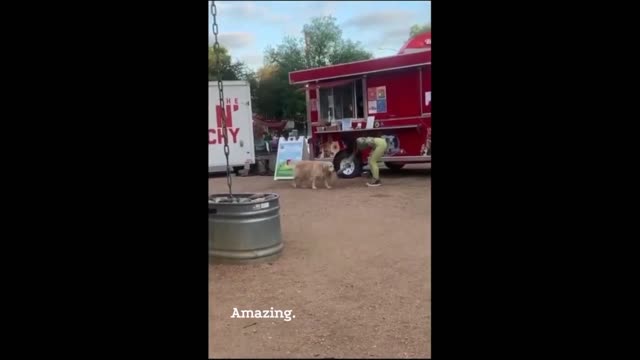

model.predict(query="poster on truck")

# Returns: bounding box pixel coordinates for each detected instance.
[367,88,377,101]
[368,101,378,114]
[367,86,387,114]
[274,137,309,180]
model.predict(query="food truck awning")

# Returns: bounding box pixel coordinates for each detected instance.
[289,50,430,85]
[295,78,355,91]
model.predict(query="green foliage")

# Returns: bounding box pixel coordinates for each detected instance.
[208,45,249,81]
[409,24,431,38]
[253,16,373,120]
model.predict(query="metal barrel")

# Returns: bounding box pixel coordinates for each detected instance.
[209,193,283,264]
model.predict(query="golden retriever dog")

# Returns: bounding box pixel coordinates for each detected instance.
[292,161,337,190]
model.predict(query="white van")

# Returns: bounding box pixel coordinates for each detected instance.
[208,81,255,173]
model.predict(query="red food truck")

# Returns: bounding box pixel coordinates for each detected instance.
[288,32,431,178]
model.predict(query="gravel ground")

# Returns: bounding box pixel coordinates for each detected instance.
[209,164,431,358]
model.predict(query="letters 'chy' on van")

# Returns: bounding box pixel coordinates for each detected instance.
[209,81,255,172]
[209,98,241,145]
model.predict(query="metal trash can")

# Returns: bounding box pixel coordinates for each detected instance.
[209,193,283,264]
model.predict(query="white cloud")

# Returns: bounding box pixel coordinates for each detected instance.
[343,10,417,29]
[383,28,411,39]
[317,1,339,17]
[376,28,412,49]
[366,36,410,54]
[291,1,339,17]
[283,24,302,38]
[344,8,428,55]
[217,32,255,49]
[239,54,265,71]
[215,1,292,23]
[275,1,342,39]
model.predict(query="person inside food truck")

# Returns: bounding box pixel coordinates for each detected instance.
[351,136,388,187]
[345,104,354,118]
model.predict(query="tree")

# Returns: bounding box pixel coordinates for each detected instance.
[254,16,373,120]
[208,45,257,104]
[243,70,259,108]
[328,39,373,66]
[253,64,285,119]
[264,36,308,77]
[410,23,431,38]
[208,45,249,81]
[299,16,373,68]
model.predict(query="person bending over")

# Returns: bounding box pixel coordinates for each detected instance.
[355,136,387,187]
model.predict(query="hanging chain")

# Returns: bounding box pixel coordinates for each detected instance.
[211,1,233,197]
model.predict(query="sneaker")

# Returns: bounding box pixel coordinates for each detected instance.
[366,179,382,187]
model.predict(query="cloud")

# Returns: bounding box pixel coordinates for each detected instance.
[283,24,302,37]
[317,1,339,17]
[217,32,255,49]
[343,10,416,29]
[344,7,429,54]
[278,1,339,20]
[239,54,265,71]
[383,28,411,39]
[361,27,413,54]
[215,1,292,23]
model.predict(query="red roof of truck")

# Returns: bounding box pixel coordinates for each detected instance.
[289,49,430,85]
[398,31,430,54]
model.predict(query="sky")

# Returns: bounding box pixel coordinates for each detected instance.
[209,1,431,72]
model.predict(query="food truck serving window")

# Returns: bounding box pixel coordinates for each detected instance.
[317,79,364,124]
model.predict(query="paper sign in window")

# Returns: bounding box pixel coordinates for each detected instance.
[368,101,378,114]
[367,88,377,101]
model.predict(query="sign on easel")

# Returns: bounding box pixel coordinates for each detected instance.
[274,136,309,180]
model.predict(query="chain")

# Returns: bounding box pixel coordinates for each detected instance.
[211,1,233,197]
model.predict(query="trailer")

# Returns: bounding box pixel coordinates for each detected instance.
[288,32,431,178]
[209,81,256,174]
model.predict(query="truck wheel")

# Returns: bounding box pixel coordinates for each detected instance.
[334,150,362,179]
[384,162,405,171]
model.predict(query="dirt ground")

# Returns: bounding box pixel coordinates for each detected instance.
[209,164,431,359]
